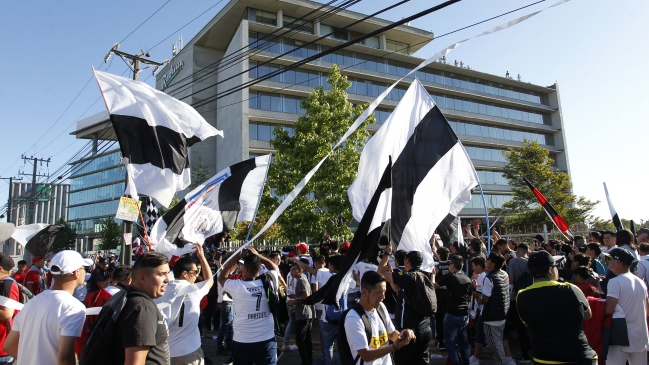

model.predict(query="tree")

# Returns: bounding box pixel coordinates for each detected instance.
[262,64,374,242]
[49,218,77,253]
[190,156,210,190]
[492,140,598,233]
[232,215,284,242]
[99,217,121,250]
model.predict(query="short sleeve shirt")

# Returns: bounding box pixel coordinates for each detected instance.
[0,279,20,356]
[606,273,649,352]
[507,257,529,284]
[295,275,314,320]
[344,303,396,365]
[516,281,597,363]
[392,270,430,330]
[436,272,472,316]
[114,287,170,365]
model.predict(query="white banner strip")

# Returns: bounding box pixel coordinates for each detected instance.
[219,0,570,266]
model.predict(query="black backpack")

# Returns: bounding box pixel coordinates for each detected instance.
[79,289,148,365]
[513,271,534,301]
[1,277,32,304]
[259,271,282,333]
[405,271,437,318]
[338,302,390,365]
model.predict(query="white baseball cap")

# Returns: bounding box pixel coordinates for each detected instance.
[50,250,94,275]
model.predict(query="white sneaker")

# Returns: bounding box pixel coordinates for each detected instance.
[469,355,480,365]
[505,357,516,365]
[289,344,298,351]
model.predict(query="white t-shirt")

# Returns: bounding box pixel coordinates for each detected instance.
[224,270,278,343]
[286,272,297,296]
[343,302,395,365]
[103,285,121,296]
[606,272,649,352]
[162,280,212,357]
[218,279,233,303]
[349,262,378,294]
[314,268,333,311]
[13,290,86,365]
[481,275,505,326]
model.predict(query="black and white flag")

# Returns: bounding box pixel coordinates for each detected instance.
[348,79,479,271]
[145,199,159,234]
[93,70,223,208]
[150,155,271,258]
[11,223,64,257]
[603,182,624,231]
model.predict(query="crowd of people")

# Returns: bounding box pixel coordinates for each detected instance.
[0,227,646,365]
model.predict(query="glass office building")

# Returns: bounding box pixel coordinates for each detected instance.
[154,0,570,222]
[68,148,125,251]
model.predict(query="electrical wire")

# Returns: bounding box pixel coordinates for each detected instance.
[119,0,173,44]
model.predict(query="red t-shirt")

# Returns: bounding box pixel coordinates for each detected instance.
[75,288,114,357]
[11,272,26,284]
[576,282,599,298]
[0,279,20,356]
[23,269,42,295]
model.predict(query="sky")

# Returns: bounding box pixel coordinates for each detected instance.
[0,0,647,224]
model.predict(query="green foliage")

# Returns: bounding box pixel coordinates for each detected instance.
[589,217,649,231]
[99,217,121,250]
[49,218,77,253]
[232,215,283,242]
[190,157,210,190]
[262,65,374,242]
[492,140,599,231]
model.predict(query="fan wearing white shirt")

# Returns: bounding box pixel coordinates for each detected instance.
[161,242,213,365]
[218,248,280,365]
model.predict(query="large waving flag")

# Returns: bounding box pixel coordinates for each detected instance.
[522,177,574,240]
[348,79,479,271]
[603,182,624,231]
[150,155,270,258]
[93,70,223,207]
[11,223,64,257]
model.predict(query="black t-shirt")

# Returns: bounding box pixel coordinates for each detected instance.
[392,269,431,330]
[436,272,472,316]
[114,287,170,365]
[87,268,110,292]
[516,281,597,363]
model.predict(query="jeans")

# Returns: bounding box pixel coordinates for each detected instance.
[216,303,234,350]
[321,320,339,365]
[232,337,277,365]
[283,308,296,346]
[296,319,313,365]
[443,313,470,365]
[0,355,13,365]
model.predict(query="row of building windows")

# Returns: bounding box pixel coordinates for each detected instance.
[448,120,552,145]
[70,167,125,191]
[70,217,123,235]
[465,194,513,209]
[430,93,548,125]
[68,200,120,220]
[248,31,548,105]
[249,91,306,114]
[69,182,125,206]
[476,170,509,186]
[69,150,122,177]
[465,145,507,163]
[249,122,295,141]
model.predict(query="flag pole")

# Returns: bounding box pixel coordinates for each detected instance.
[244,154,273,245]
[477,182,491,255]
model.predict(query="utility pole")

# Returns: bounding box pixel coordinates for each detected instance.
[104,45,167,264]
[19,156,50,261]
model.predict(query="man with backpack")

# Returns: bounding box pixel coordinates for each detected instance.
[341,271,414,365]
[379,249,435,365]
[0,253,19,365]
[218,247,280,365]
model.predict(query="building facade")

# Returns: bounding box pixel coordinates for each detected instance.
[4,182,69,254]
[154,0,570,223]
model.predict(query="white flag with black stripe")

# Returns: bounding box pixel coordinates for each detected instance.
[150,155,271,258]
[603,182,624,231]
[93,70,224,208]
[349,79,479,270]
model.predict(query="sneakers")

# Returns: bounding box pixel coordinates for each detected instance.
[469,355,480,365]
[505,356,517,365]
[223,357,233,365]
[519,356,532,364]
[289,344,298,351]
[280,345,290,351]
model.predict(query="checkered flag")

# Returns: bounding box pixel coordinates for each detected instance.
[145,199,159,234]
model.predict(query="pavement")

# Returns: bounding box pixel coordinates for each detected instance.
[200,320,516,365]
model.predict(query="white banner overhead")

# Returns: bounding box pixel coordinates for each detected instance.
[228,0,572,261]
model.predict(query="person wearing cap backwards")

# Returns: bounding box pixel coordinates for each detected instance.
[379,250,433,365]
[4,250,91,365]
[22,256,46,296]
[604,247,649,364]
[516,251,597,365]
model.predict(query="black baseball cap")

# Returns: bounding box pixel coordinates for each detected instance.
[97,257,108,264]
[405,250,423,268]
[0,253,14,272]
[527,251,556,275]
[604,247,635,266]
